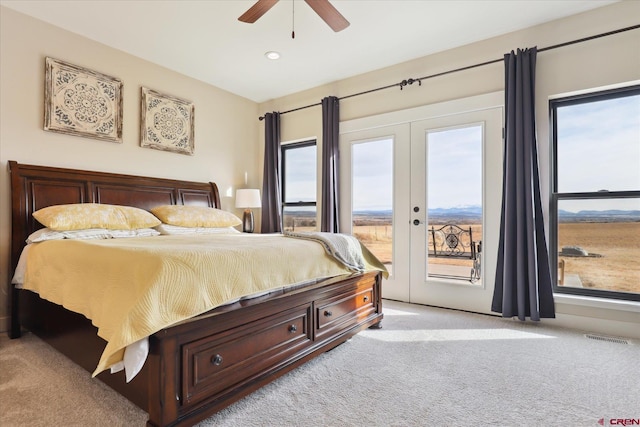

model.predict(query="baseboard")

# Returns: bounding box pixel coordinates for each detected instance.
[554,295,640,340]
[0,316,8,334]
[553,312,640,340]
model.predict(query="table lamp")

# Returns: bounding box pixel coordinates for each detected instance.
[235,189,261,233]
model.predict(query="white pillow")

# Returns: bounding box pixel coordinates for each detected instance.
[154,224,241,235]
[27,227,160,243]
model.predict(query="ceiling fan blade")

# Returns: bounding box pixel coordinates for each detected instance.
[304,0,350,32]
[238,0,279,23]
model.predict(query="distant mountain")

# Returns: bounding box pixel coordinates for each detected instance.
[353,206,484,216]
[559,209,640,222]
[426,206,482,224]
[352,209,392,216]
[559,209,640,216]
[429,205,482,216]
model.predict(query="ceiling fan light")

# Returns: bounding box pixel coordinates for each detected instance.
[265,51,281,60]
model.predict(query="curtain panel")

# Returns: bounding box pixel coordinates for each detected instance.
[261,112,282,233]
[321,96,340,233]
[492,47,555,321]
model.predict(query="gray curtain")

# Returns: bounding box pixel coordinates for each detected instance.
[321,96,340,233]
[492,47,555,320]
[261,112,282,233]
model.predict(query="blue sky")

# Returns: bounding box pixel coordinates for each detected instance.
[352,138,393,211]
[557,93,639,212]
[557,95,639,192]
[427,125,482,210]
[283,144,316,203]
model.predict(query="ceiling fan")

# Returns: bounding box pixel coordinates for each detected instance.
[238,0,350,33]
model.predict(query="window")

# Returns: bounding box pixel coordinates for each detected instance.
[281,140,317,231]
[550,85,640,301]
[426,125,483,283]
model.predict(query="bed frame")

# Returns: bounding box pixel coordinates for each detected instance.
[8,161,383,426]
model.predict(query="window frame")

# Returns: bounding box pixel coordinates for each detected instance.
[549,84,640,301]
[281,139,317,225]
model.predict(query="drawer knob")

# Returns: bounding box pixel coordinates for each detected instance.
[288,324,297,333]
[211,354,223,366]
[363,296,369,302]
[324,310,333,317]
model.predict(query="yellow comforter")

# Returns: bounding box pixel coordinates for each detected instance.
[21,233,386,376]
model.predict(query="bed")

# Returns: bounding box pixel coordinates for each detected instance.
[8,160,384,426]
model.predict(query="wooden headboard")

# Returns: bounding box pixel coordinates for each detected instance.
[8,160,221,274]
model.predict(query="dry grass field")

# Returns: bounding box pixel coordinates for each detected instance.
[353,225,393,263]
[353,224,483,267]
[558,222,640,293]
[353,221,639,294]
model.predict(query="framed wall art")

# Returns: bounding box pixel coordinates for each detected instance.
[140,87,195,155]
[44,57,123,142]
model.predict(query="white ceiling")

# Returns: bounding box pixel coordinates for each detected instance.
[1,0,618,103]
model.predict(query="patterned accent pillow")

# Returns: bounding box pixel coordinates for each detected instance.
[151,205,242,228]
[33,203,161,231]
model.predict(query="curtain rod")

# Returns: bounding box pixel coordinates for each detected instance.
[258,24,640,120]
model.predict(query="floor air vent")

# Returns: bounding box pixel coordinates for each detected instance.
[584,334,630,345]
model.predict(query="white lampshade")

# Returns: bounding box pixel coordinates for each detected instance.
[235,189,261,208]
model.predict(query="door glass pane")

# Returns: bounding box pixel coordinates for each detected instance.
[427,125,483,283]
[556,94,640,193]
[557,198,640,294]
[352,138,393,275]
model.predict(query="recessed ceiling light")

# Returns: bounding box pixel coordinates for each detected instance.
[265,51,280,60]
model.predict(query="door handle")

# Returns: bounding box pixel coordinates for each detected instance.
[413,219,423,226]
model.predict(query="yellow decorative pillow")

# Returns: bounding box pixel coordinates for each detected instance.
[151,205,242,228]
[33,203,161,231]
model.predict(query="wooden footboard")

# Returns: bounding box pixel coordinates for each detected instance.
[147,271,382,426]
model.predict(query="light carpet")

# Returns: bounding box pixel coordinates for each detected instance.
[1,300,638,426]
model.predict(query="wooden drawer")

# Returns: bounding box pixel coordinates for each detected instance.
[182,303,312,406]
[315,277,377,341]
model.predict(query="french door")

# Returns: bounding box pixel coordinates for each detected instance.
[339,124,411,302]
[340,93,503,314]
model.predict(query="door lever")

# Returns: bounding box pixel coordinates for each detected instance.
[413,219,423,226]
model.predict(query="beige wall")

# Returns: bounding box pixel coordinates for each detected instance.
[0,7,262,331]
[259,1,640,337]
